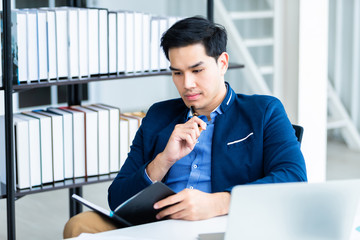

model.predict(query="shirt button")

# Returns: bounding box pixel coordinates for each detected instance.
[193,164,198,169]
[189,186,194,189]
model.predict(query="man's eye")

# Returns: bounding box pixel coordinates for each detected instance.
[173,72,182,75]
[193,69,203,73]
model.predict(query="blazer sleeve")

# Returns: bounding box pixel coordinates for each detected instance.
[107,113,153,211]
[248,98,307,185]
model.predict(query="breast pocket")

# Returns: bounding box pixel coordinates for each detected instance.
[227,132,255,149]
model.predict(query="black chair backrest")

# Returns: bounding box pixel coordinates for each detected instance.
[292,124,304,144]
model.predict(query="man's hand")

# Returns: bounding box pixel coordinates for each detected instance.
[154,189,230,221]
[146,117,206,182]
[162,116,207,163]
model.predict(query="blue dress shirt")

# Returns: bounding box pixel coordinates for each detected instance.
[144,106,222,193]
[164,107,222,193]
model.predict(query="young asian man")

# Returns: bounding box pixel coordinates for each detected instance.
[63,16,307,238]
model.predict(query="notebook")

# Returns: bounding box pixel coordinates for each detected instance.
[199,179,360,240]
[72,181,175,227]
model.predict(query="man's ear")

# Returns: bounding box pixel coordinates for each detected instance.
[218,52,229,75]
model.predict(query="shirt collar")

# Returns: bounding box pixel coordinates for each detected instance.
[187,105,223,121]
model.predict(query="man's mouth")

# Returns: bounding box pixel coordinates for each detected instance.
[185,93,200,101]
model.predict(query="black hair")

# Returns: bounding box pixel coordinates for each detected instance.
[160,16,227,61]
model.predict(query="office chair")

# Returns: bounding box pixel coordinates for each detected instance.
[292,124,304,144]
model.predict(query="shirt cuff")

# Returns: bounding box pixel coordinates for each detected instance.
[144,168,155,184]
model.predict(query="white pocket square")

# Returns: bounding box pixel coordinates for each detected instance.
[227,132,254,146]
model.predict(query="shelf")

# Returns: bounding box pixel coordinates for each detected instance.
[2,1,224,239]
[0,63,244,91]
[0,173,117,199]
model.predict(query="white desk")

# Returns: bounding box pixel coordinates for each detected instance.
[72,209,360,240]
[72,216,227,240]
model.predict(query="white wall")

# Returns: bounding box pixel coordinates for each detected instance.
[89,77,176,113]
[328,0,360,132]
[297,0,328,182]
[281,1,300,123]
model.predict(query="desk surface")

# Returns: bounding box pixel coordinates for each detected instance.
[72,207,360,240]
[72,216,227,240]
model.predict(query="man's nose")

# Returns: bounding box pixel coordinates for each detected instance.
[183,73,196,89]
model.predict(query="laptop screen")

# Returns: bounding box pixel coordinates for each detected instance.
[224,180,360,240]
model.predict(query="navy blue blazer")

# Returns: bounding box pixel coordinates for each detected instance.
[108,83,307,210]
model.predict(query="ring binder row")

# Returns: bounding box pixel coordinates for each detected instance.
[0,103,145,190]
[1,7,183,86]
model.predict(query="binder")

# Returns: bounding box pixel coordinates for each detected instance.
[55,8,69,79]
[159,17,168,71]
[150,17,160,72]
[125,11,135,73]
[142,13,151,72]
[0,115,7,186]
[0,116,6,185]
[84,105,110,175]
[59,107,86,178]
[47,107,74,179]
[120,113,144,166]
[94,104,120,173]
[36,10,48,81]
[88,8,99,76]
[45,9,58,80]
[119,117,129,167]
[15,114,42,187]
[120,114,139,152]
[78,8,89,78]
[25,10,39,82]
[22,111,53,184]
[99,8,109,75]
[123,112,144,128]
[108,12,117,74]
[70,106,99,177]
[134,12,143,73]
[13,116,31,189]
[116,11,126,74]
[35,110,64,182]
[12,10,28,84]
[66,7,80,78]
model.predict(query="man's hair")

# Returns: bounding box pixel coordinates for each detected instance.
[160,16,227,61]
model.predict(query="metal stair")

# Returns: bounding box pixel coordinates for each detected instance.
[328,80,360,150]
[214,0,273,95]
[215,0,360,151]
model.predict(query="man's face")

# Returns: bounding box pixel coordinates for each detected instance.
[168,43,228,116]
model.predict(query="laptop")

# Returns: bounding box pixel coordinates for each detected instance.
[199,179,360,240]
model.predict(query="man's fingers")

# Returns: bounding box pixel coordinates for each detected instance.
[173,124,199,145]
[190,116,207,131]
[154,190,191,220]
[155,201,187,220]
[154,192,184,210]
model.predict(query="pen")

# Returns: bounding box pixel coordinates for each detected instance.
[191,106,203,133]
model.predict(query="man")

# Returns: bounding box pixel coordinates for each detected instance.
[64,16,307,238]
